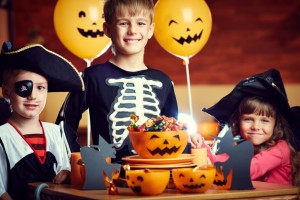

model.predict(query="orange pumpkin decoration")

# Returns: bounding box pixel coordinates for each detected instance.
[70,152,85,188]
[172,165,216,193]
[125,169,170,195]
[129,130,188,159]
[213,166,233,190]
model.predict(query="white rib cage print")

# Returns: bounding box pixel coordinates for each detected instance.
[107,76,162,148]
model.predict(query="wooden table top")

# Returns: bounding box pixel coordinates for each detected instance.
[27,181,299,200]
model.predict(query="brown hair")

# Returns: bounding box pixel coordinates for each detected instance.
[1,68,22,86]
[229,96,300,186]
[103,0,154,24]
[229,96,289,150]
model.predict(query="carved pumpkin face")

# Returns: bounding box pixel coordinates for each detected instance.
[126,169,170,195]
[154,0,212,58]
[129,131,188,159]
[213,166,233,190]
[54,0,111,60]
[172,166,216,193]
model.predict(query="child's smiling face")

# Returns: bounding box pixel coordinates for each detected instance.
[3,70,48,120]
[104,8,154,57]
[239,113,276,146]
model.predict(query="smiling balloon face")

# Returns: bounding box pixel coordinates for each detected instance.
[54,0,111,60]
[154,0,212,58]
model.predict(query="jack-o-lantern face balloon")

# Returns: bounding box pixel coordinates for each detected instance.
[154,0,212,58]
[54,0,111,60]
[172,166,216,193]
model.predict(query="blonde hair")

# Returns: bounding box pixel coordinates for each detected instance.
[103,0,154,24]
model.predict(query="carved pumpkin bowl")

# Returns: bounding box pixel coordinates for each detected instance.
[129,130,188,159]
[125,169,170,195]
[172,165,216,193]
[213,166,233,190]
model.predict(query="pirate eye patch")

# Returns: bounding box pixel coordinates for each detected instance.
[14,80,33,97]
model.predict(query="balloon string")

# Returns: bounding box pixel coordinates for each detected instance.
[84,59,92,146]
[183,57,194,120]
[87,110,91,147]
[84,59,92,68]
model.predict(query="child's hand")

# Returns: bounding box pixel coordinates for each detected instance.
[53,170,70,184]
[0,192,13,200]
[189,133,205,149]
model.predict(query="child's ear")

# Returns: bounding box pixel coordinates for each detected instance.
[148,23,155,39]
[1,85,10,98]
[103,22,111,38]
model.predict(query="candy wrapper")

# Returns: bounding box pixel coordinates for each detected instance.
[128,114,187,132]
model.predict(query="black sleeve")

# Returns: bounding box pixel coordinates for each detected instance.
[0,98,10,126]
[160,83,179,119]
[55,89,87,152]
[289,106,300,151]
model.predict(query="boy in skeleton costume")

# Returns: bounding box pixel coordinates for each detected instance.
[0,42,84,200]
[56,0,178,162]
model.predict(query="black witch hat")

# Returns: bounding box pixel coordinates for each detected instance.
[202,68,300,150]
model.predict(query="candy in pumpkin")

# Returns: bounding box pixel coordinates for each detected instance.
[128,114,188,159]
[129,130,188,158]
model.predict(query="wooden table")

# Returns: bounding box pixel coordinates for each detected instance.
[27,181,299,200]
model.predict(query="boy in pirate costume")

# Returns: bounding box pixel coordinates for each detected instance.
[0,42,84,200]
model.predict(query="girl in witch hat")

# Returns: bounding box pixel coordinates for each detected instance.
[0,42,84,200]
[191,68,300,186]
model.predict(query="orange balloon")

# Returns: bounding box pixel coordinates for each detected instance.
[54,0,111,60]
[154,0,212,58]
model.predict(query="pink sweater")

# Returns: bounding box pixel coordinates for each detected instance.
[206,140,292,185]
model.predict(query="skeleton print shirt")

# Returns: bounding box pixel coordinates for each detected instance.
[58,61,178,162]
